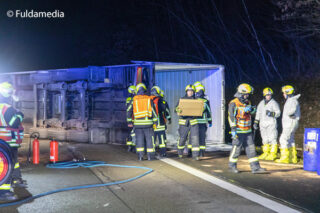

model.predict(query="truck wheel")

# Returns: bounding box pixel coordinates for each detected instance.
[0,140,13,186]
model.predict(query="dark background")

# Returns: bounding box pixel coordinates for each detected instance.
[0,0,319,86]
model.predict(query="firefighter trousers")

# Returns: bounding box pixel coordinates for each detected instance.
[199,124,207,153]
[135,127,155,157]
[178,124,200,157]
[229,133,261,170]
[154,130,166,155]
[126,128,136,147]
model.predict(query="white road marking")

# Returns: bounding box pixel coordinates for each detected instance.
[160,158,301,213]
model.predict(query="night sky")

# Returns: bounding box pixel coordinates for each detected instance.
[0,0,318,85]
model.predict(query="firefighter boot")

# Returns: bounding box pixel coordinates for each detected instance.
[131,146,136,153]
[0,191,17,201]
[138,153,143,161]
[147,153,155,161]
[12,178,28,188]
[251,162,267,174]
[258,144,270,160]
[275,148,290,164]
[229,163,239,173]
[265,144,278,161]
[289,147,298,164]
[199,150,204,157]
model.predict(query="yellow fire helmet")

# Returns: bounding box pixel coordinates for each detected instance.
[160,90,164,98]
[185,84,195,92]
[151,86,161,95]
[263,87,273,96]
[0,82,14,98]
[136,83,147,92]
[193,81,202,88]
[282,85,294,95]
[237,83,253,94]
[196,85,205,93]
[128,85,136,94]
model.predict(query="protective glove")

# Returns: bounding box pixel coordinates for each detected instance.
[175,107,182,113]
[168,119,172,125]
[231,127,238,140]
[244,105,252,113]
[209,123,212,127]
[266,110,275,117]
[253,122,259,130]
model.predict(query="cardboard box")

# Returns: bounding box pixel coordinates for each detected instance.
[177,99,204,116]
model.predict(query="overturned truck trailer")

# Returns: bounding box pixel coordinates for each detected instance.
[0,61,225,145]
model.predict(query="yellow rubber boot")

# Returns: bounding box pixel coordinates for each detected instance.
[265,144,278,161]
[258,144,270,160]
[289,147,298,164]
[275,148,290,164]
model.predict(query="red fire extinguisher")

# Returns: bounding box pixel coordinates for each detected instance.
[33,137,39,164]
[50,139,59,163]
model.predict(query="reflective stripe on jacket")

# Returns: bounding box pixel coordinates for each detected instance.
[0,103,24,147]
[228,98,252,133]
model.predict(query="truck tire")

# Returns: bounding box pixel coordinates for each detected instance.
[0,140,13,186]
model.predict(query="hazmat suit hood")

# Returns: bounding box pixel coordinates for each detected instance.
[291,94,301,100]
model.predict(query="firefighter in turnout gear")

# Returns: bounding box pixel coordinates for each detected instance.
[228,83,266,174]
[195,84,212,157]
[160,90,171,125]
[151,86,168,157]
[126,85,136,153]
[276,85,300,164]
[127,83,158,161]
[254,87,281,161]
[175,85,200,160]
[0,82,25,201]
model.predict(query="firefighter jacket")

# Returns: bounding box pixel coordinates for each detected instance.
[151,96,168,132]
[0,103,24,147]
[163,99,171,123]
[228,98,255,134]
[196,97,212,125]
[127,95,158,128]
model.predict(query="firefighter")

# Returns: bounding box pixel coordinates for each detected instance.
[254,87,281,161]
[195,84,212,157]
[126,85,136,153]
[276,85,300,164]
[228,83,266,174]
[127,83,158,161]
[160,90,171,125]
[0,82,25,201]
[175,85,200,160]
[151,86,168,157]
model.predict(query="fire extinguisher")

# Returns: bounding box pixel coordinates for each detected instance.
[28,132,40,164]
[33,137,40,164]
[50,139,59,163]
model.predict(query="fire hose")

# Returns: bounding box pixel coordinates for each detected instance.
[0,161,153,208]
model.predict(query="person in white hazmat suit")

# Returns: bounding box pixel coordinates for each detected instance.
[254,87,281,161]
[275,85,300,164]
